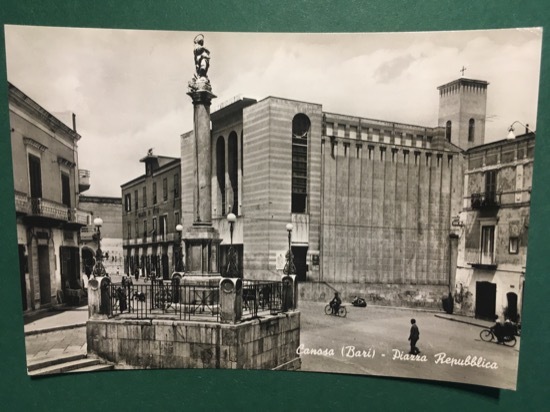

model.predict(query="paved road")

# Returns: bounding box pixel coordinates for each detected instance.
[22,298,520,389]
[298,302,519,390]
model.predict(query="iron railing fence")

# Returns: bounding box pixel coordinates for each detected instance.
[107,279,286,322]
[108,280,220,322]
[241,280,284,319]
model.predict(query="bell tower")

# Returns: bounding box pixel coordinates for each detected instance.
[437,78,489,149]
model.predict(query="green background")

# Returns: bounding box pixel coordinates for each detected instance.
[1,1,549,410]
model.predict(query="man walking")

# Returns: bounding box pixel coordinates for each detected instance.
[408,318,420,355]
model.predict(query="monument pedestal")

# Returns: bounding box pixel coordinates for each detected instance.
[182,225,222,287]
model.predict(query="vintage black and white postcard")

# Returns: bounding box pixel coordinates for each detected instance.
[4,26,542,390]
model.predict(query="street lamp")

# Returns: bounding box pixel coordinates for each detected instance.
[507,121,531,139]
[175,224,184,272]
[226,213,239,277]
[283,223,296,275]
[92,217,107,277]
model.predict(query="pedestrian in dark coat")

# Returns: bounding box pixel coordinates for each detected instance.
[408,318,420,355]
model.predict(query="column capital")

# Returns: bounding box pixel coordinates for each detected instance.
[187,81,217,105]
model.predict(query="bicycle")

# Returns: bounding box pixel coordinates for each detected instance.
[324,304,347,317]
[479,328,517,347]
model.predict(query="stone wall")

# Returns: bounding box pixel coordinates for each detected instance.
[320,135,463,286]
[298,281,448,310]
[87,312,301,370]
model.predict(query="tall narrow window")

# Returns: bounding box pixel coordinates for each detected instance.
[241,130,244,175]
[135,220,139,240]
[228,131,238,214]
[292,113,310,213]
[445,120,452,142]
[28,154,42,198]
[143,220,147,240]
[61,173,71,207]
[159,215,167,240]
[134,190,138,210]
[485,170,497,204]
[143,186,147,207]
[153,182,157,204]
[124,194,131,212]
[216,137,226,215]
[468,118,475,142]
[174,173,179,198]
[481,225,495,265]
[163,178,168,201]
[127,221,131,239]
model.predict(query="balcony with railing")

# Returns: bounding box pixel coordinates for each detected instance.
[79,169,91,193]
[464,249,498,270]
[470,192,501,210]
[15,191,30,214]
[30,198,70,221]
[68,208,90,225]
[21,197,89,226]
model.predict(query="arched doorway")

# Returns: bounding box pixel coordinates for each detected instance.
[82,247,95,278]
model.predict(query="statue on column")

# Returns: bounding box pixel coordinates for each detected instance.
[189,34,212,92]
[194,34,210,79]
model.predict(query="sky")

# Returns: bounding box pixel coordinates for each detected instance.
[4,26,543,197]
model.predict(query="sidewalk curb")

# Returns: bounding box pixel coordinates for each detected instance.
[24,322,87,336]
[434,314,487,329]
[366,304,443,314]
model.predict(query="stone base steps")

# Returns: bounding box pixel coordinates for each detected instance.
[28,353,114,376]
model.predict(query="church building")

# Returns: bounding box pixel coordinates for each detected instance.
[180,77,508,309]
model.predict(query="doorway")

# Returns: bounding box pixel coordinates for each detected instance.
[475,281,496,320]
[38,245,51,305]
[82,247,95,277]
[161,253,169,279]
[60,246,80,289]
[291,246,308,282]
[506,292,519,322]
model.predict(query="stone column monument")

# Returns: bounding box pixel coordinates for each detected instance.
[183,34,222,286]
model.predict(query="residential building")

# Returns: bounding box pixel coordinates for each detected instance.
[454,129,534,320]
[9,82,90,311]
[121,151,182,279]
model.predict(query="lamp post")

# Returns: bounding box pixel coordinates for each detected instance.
[92,217,107,277]
[226,213,239,277]
[283,223,296,275]
[507,121,531,139]
[175,224,184,272]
